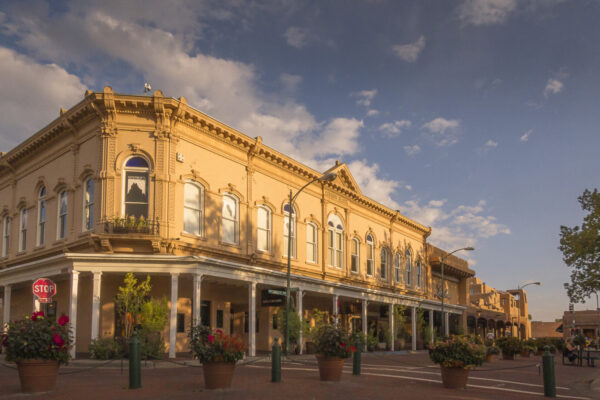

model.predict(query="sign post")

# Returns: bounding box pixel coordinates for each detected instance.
[32,278,57,304]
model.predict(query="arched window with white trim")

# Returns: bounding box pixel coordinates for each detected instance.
[306,222,317,263]
[184,182,204,236]
[405,249,412,286]
[351,238,360,273]
[327,214,344,268]
[222,193,239,244]
[366,234,374,276]
[257,206,271,252]
[123,157,149,218]
[19,209,27,251]
[2,216,9,257]
[57,191,68,240]
[83,178,94,231]
[380,248,388,279]
[283,204,296,258]
[37,186,46,246]
[394,253,401,283]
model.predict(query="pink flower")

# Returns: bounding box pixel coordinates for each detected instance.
[208,334,215,344]
[215,329,223,336]
[31,311,45,321]
[53,333,65,347]
[58,315,69,326]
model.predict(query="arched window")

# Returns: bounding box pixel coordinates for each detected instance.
[405,249,412,286]
[327,215,343,268]
[222,194,239,244]
[2,216,9,257]
[394,253,401,283]
[83,179,94,231]
[380,248,389,279]
[37,186,46,246]
[283,204,296,258]
[257,206,271,252]
[123,157,149,218]
[19,209,27,251]
[366,234,374,276]
[416,259,422,288]
[57,191,68,240]
[184,182,204,236]
[306,222,317,263]
[351,238,360,273]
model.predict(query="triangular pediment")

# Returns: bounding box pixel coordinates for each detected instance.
[323,161,362,196]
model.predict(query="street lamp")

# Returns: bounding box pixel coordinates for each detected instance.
[440,246,474,337]
[516,281,541,340]
[284,171,337,355]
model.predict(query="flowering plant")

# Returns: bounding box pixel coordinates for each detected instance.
[189,325,245,363]
[496,336,523,356]
[428,335,486,369]
[313,324,357,358]
[1,312,72,364]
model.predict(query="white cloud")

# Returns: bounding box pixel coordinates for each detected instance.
[485,139,498,148]
[348,160,400,209]
[405,185,412,191]
[352,89,377,108]
[280,73,302,92]
[421,117,461,146]
[0,46,87,150]
[285,26,310,49]
[403,145,421,156]
[543,78,564,97]
[520,129,533,142]
[379,120,412,137]
[458,0,518,26]
[392,35,426,63]
[366,109,380,117]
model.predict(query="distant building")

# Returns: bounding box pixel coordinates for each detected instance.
[530,321,562,339]
[562,310,600,340]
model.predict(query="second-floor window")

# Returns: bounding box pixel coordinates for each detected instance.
[19,209,27,251]
[351,238,359,273]
[405,249,412,286]
[84,178,94,231]
[57,191,68,240]
[37,186,46,246]
[184,182,204,236]
[416,259,422,288]
[380,248,388,279]
[327,215,343,268]
[257,206,271,252]
[394,253,401,283]
[283,204,296,258]
[222,194,239,244]
[366,234,374,276]
[123,157,149,218]
[306,222,317,263]
[2,217,9,257]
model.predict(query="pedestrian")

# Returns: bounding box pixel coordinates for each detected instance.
[486,331,494,341]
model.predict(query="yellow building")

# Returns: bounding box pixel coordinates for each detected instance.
[0,87,473,357]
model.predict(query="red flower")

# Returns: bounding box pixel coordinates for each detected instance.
[216,329,223,335]
[208,334,215,344]
[31,311,45,321]
[58,315,69,326]
[1,335,7,347]
[351,346,357,352]
[340,342,345,348]
[53,333,65,347]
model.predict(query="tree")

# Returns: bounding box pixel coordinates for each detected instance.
[115,273,151,338]
[560,189,600,303]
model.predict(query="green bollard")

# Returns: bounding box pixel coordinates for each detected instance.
[542,345,556,398]
[353,340,361,375]
[272,337,282,383]
[129,332,142,389]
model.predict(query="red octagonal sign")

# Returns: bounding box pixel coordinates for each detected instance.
[32,278,57,304]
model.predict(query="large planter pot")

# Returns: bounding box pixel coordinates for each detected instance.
[502,352,516,360]
[520,351,531,358]
[202,362,236,390]
[485,354,495,363]
[316,355,345,381]
[17,359,60,393]
[440,366,470,389]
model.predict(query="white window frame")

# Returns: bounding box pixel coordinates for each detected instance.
[351,238,360,273]
[380,248,388,280]
[83,178,94,231]
[183,181,204,237]
[327,215,344,269]
[122,156,150,219]
[2,217,9,257]
[405,250,412,286]
[306,222,317,263]
[37,187,46,246]
[366,235,374,276]
[57,191,68,240]
[222,193,239,245]
[19,209,27,252]
[257,205,271,252]
[394,253,401,283]
[283,204,296,258]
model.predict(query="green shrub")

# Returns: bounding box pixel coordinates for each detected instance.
[486,345,500,356]
[139,329,166,360]
[366,328,378,352]
[496,337,522,356]
[313,324,356,358]
[89,338,122,360]
[429,335,486,368]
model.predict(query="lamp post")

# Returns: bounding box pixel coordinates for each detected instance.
[516,281,541,340]
[440,246,474,337]
[285,171,337,355]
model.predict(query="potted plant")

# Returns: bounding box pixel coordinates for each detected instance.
[428,335,486,389]
[521,339,537,357]
[485,344,500,362]
[1,312,72,393]
[496,337,522,360]
[313,324,356,381]
[189,325,245,389]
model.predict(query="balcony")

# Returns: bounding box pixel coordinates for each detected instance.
[104,217,160,235]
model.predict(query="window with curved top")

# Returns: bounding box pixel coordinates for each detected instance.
[2,216,9,257]
[84,179,94,231]
[327,215,344,268]
[306,222,317,263]
[405,249,412,286]
[283,204,296,258]
[351,238,360,273]
[57,191,68,240]
[416,259,422,288]
[19,209,27,251]
[222,194,239,244]
[257,206,271,252]
[37,186,46,246]
[123,157,149,218]
[366,235,374,276]
[394,253,401,283]
[184,182,204,236]
[380,248,388,279]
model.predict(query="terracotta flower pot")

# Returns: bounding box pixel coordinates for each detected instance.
[202,361,236,389]
[520,351,531,358]
[17,359,60,393]
[485,354,494,363]
[440,365,470,389]
[316,355,345,381]
[502,352,516,360]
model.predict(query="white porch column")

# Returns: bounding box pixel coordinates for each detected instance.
[169,273,179,359]
[69,271,80,359]
[192,273,202,326]
[411,306,417,351]
[248,282,256,357]
[2,285,11,330]
[91,272,102,341]
[445,312,450,336]
[333,294,339,326]
[389,303,394,351]
[429,309,434,341]
[362,300,368,352]
[297,289,303,354]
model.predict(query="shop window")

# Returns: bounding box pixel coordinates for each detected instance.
[177,313,185,333]
[216,310,224,329]
[123,157,149,218]
[201,300,211,327]
[184,181,204,236]
[272,314,278,330]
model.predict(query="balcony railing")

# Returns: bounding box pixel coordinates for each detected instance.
[104,217,159,235]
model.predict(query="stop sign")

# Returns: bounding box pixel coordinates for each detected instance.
[32,278,57,303]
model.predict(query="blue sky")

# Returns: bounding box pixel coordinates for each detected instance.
[1,0,599,320]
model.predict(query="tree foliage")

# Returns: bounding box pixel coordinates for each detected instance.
[115,273,151,338]
[560,189,600,303]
